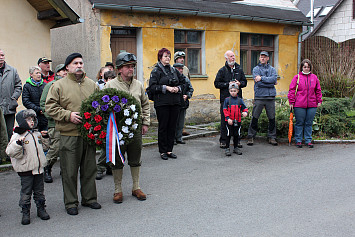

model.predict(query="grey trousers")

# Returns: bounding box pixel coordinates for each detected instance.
[4,114,15,141]
[247,99,276,139]
[175,108,186,142]
[19,174,45,207]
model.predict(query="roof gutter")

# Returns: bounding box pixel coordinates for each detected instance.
[92,3,312,26]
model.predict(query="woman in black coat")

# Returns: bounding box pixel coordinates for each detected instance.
[149,48,186,160]
[22,66,47,132]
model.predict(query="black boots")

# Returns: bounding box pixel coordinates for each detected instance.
[21,201,50,225]
[21,204,31,225]
[37,201,50,220]
[44,165,53,183]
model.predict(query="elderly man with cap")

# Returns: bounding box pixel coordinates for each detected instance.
[173,63,194,144]
[246,51,278,146]
[46,53,101,215]
[104,52,150,204]
[214,50,247,149]
[40,64,67,183]
[38,57,55,83]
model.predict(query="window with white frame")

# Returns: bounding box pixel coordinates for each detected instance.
[319,6,333,17]
[306,7,322,18]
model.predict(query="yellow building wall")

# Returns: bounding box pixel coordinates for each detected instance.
[2,0,53,91]
[99,11,300,99]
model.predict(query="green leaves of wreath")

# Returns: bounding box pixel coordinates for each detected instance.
[79,88,141,149]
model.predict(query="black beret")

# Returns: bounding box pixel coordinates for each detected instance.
[64,53,83,67]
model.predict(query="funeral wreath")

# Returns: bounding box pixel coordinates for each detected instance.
[79,88,141,149]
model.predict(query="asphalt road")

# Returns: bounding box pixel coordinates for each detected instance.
[1,136,354,237]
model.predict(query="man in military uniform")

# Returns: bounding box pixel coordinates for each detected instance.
[40,64,67,183]
[105,52,150,204]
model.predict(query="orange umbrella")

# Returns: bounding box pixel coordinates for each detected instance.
[288,108,294,146]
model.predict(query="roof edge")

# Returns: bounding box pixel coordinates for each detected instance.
[48,0,84,27]
[92,3,312,26]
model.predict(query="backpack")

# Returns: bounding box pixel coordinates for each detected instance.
[146,84,154,101]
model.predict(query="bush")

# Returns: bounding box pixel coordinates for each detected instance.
[239,97,354,139]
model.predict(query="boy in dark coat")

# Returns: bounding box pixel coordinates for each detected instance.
[223,83,248,156]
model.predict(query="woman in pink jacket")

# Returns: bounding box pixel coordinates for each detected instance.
[288,59,322,148]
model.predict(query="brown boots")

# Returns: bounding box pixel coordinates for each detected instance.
[112,167,146,203]
[132,189,146,200]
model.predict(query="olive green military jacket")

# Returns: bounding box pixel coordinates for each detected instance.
[104,75,150,126]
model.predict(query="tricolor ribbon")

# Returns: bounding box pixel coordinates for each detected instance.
[106,111,125,165]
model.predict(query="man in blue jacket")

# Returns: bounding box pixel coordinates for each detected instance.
[247,51,278,146]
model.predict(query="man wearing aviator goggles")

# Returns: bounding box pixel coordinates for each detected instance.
[118,53,137,66]
[105,52,150,204]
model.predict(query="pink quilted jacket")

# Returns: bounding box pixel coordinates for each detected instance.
[288,72,322,108]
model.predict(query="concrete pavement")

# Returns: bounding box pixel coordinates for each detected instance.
[0,136,355,236]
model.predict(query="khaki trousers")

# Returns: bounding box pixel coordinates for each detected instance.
[59,135,98,209]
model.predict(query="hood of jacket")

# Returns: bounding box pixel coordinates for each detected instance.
[15,109,38,131]
[26,77,44,86]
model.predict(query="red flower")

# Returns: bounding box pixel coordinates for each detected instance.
[99,131,106,139]
[94,115,103,123]
[94,125,102,131]
[96,140,103,145]
[87,133,95,140]
[84,112,92,119]
[84,122,92,130]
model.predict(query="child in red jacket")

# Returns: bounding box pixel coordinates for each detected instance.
[223,83,248,156]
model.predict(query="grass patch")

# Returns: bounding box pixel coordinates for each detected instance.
[142,138,157,143]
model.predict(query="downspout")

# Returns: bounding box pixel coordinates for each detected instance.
[298,26,310,69]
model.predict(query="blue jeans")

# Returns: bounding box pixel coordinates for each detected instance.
[294,107,317,144]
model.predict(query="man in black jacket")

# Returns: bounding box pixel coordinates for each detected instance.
[214,50,247,148]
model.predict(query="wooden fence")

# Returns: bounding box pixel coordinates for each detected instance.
[301,36,355,97]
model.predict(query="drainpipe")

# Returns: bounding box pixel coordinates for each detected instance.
[298,26,310,69]
[310,0,314,31]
